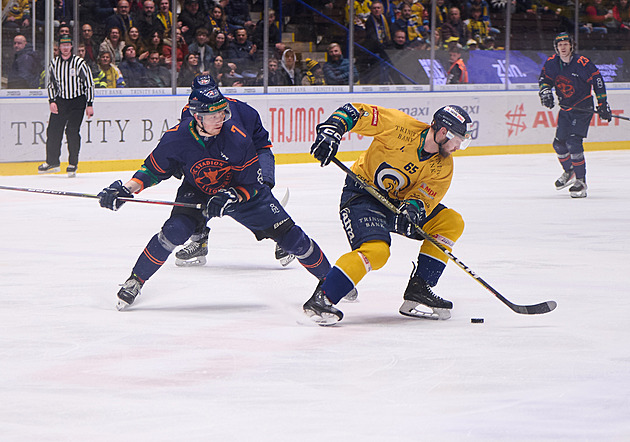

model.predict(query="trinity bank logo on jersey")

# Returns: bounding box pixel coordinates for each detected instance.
[191,158,233,194]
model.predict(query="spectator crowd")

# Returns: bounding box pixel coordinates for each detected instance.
[2,0,629,88]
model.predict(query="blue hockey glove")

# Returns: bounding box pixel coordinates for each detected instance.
[596,102,612,122]
[310,122,343,166]
[206,188,240,218]
[98,180,133,211]
[539,88,554,109]
[395,200,426,238]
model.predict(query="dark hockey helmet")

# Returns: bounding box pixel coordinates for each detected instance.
[188,86,230,119]
[554,32,574,55]
[431,105,473,149]
[191,74,218,90]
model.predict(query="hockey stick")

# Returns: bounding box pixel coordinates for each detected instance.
[559,105,630,121]
[330,157,557,315]
[0,185,203,209]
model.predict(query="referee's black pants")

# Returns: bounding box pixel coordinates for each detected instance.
[45,96,87,167]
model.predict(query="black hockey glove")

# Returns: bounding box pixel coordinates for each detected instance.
[310,121,344,166]
[98,180,133,211]
[395,200,426,238]
[539,88,554,109]
[596,102,612,122]
[205,187,240,218]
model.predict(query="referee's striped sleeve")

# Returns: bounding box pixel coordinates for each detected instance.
[77,58,95,105]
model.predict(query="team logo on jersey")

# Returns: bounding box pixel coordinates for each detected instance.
[555,76,574,98]
[190,158,233,194]
[375,163,409,196]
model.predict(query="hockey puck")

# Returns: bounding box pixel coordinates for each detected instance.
[471,318,484,323]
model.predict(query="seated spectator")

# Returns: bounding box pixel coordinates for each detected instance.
[392,29,410,49]
[363,0,398,84]
[57,22,72,41]
[465,6,489,45]
[99,26,126,65]
[145,30,169,64]
[80,23,100,65]
[177,52,201,86]
[446,45,468,84]
[208,55,232,86]
[433,0,449,30]
[188,28,214,73]
[613,0,630,33]
[156,0,173,36]
[210,30,230,59]
[224,26,258,79]
[126,26,150,63]
[178,0,210,44]
[105,0,133,36]
[393,3,427,43]
[94,51,126,88]
[145,51,172,86]
[135,0,161,40]
[224,0,254,32]
[441,7,471,46]
[255,57,284,86]
[585,0,615,33]
[278,48,301,85]
[345,0,373,27]
[209,4,232,35]
[119,45,149,87]
[163,27,189,70]
[78,43,100,76]
[8,34,40,89]
[323,42,359,85]
[251,9,282,54]
[301,58,326,85]
[3,0,31,29]
[465,0,498,35]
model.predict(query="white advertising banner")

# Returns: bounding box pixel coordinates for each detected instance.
[1,90,628,163]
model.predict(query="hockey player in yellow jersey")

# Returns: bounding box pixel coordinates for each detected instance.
[303,103,473,325]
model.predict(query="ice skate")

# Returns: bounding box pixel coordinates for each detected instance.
[37,162,60,174]
[555,170,576,190]
[117,275,143,311]
[569,178,587,198]
[175,233,209,267]
[275,244,295,267]
[66,165,77,178]
[341,287,358,302]
[303,285,343,326]
[399,275,452,320]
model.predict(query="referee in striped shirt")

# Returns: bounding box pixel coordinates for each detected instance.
[38,36,95,178]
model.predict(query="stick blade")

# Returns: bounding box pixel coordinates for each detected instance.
[511,300,557,315]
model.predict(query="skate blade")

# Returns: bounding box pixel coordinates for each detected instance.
[175,256,207,267]
[303,310,342,326]
[38,167,60,174]
[278,254,295,267]
[116,299,131,311]
[570,190,587,198]
[67,171,76,178]
[399,300,451,320]
[341,287,359,303]
[555,177,576,190]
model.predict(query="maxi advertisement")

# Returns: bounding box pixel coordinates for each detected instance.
[0,90,628,169]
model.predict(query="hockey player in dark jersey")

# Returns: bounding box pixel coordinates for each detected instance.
[174,75,294,267]
[538,32,612,198]
[302,103,472,325]
[98,86,332,310]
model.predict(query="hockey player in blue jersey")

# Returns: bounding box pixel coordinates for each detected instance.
[538,32,612,198]
[174,75,294,267]
[98,86,332,310]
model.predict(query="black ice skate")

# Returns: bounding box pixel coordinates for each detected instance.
[555,170,576,190]
[275,244,295,267]
[303,284,344,326]
[37,162,60,174]
[175,232,209,266]
[399,275,452,320]
[117,275,144,311]
[66,165,77,178]
[569,178,587,198]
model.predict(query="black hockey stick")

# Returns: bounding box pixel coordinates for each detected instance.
[330,157,557,315]
[559,105,630,121]
[0,185,203,209]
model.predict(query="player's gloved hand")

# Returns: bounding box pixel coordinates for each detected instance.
[98,180,133,211]
[596,102,612,122]
[205,187,240,218]
[310,122,343,166]
[395,200,426,238]
[539,88,554,109]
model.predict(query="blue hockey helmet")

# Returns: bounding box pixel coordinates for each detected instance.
[188,86,229,117]
[191,74,218,90]
[554,32,574,55]
[432,105,473,149]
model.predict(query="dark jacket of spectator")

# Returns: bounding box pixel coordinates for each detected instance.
[119,49,148,87]
[178,0,211,44]
[224,37,257,73]
[146,63,172,87]
[8,42,41,89]
[135,5,161,40]
[224,0,252,28]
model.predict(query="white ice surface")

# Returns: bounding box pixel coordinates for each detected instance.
[1,151,629,441]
